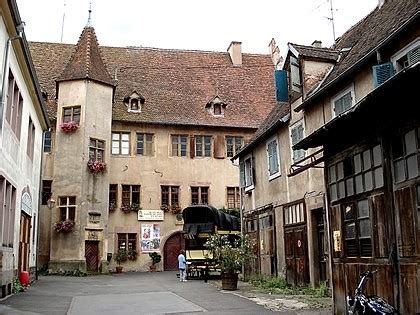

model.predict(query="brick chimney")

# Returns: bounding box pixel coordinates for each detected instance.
[227,41,242,66]
[311,40,322,48]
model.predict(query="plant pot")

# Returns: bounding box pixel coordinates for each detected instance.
[115,266,123,273]
[221,272,238,290]
[149,264,157,272]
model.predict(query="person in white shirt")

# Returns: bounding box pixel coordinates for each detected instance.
[178,250,187,282]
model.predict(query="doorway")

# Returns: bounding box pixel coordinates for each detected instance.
[284,224,309,286]
[164,232,184,271]
[18,213,31,272]
[85,241,99,273]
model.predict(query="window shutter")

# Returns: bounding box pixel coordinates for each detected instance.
[372,62,395,88]
[407,46,420,66]
[213,134,225,159]
[290,56,301,93]
[251,156,256,185]
[275,70,288,102]
[239,161,245,187]
[189,136,195,158]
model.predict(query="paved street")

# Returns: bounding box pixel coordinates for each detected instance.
[0,272,331,314]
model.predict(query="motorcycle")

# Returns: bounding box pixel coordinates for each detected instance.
[346,270,398,314]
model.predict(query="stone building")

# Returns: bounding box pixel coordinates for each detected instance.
[29,24,278,272]
[0,0,49,297]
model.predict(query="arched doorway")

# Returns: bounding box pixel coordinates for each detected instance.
[163,232,184,271]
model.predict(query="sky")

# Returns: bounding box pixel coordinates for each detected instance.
[16,0,379,56]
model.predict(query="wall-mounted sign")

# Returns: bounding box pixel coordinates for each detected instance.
[141,224,160,252]
[333,230,341,252]
[138,210,164,221]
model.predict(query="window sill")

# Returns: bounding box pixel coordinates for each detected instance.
[244,185,254,193]
[268,172,281,181]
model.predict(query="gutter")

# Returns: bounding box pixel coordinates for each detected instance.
[294,12,420,112]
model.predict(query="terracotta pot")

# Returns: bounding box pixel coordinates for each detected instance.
[115,266,123,273]
[149,264,157,272]
[221,272,238,290]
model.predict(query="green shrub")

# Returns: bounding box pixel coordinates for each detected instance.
[13,277,24,293]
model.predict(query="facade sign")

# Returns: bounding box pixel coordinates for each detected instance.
[333,230,341,252]
[138,210,164,221]
[141,223,160,252]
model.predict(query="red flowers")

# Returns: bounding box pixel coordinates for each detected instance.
[54,220,75,233]
[87,160,106,174]
[60,121,79,133]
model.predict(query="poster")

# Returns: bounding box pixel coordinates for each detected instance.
[141,223,161,252]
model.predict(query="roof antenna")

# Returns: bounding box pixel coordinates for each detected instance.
[60,0,66,42]
[87,0,93,26]
[327,0,336,42]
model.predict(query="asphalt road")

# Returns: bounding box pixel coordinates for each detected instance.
[0,272,276,314]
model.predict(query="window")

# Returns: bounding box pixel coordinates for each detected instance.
[41,180,52,205]
[284,202,305,225]
[227,187,240,209]
[5,71,23,139]
[226,136,243,158]
[392,38,420,72]
[109,184,117,210]
[290,55,301,94]
[0,177,17,247]
[130,98,139,111]
[171,135,188,157]
[118,233,137,252]
[417,185,420,230]
[89,138,105,161]
[266,137,280,179]
[328,144,383,201]
[240,156,254,189]
[136,133,154,156]
[63,106,81,123]
[191,186,209,205]
[206,96,226,117]
[392,128,420,183]
[332,87,355,116]
[122,185,140,207]
[58,196,76,221]
[213,103,222,115]
[343,200,372,257]
[27,117,36,160]
[161,186,180,207]
[112,132,130,155]
[43,131,52,153]
[89,213,100,224]
[195,136,212,157]
[290,121,305,163]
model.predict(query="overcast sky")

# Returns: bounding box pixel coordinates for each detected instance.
[16,0,378,56]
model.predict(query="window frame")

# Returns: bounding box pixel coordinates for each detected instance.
[161,185,180,208]
[58,196,76,221]
[62,105,81,123]
[121,185,140,207]
[41,180,52,205]
[43,130,52,153]
[331,85,355,117]
[226,136,243,158]
[391,128,420,183]
[391,38,420,72]
[89,138,105,162]
[240,155,254,191]
[290,120,306,163]
[194,135,212,157]
[226,187,240,209]
[191,186,209,205]
[27,117,36,160]
[117,233,137,252]
[136,133,154,156]
[5,71,23,139]
[112,132,130,155]
[171,135,188,157]
[266,136,281,180]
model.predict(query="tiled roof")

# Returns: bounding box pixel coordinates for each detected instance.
[289,43,340,62]
[297,0,420,110]
[58,26,114,87]
[234,102,290,157]
[29,34,278,129]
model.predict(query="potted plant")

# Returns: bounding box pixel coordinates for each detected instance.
[87,160,107,174]
[149,252,161,271]
[109,200,116,212]
[121,203,131,213]
[114,249,127,273]
[60,120,79,133]
[130,203,140,211]
[127,249,137,261]
[53,219,75,233]
[204,234,252,290]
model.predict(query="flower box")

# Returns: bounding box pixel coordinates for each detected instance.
[87,160,106,174]
[160,204,181,214]
[53,220,75,233]
[60,121,79,133]
[109,200,116,212]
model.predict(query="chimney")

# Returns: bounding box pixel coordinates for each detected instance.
[311,40,322,48]
[268,38,283,68]
[378,0,385,8]
[227,41,242,66]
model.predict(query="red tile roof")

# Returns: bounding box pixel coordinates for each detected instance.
[29,29,278,129]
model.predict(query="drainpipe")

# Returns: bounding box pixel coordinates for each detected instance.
[0,23,24,131]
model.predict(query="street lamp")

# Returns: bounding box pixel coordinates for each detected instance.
[47,198,56,209]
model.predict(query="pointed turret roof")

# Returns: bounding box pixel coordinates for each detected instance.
[57,26,115,86]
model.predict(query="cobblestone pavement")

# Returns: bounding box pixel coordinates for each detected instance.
[0,272,332,314]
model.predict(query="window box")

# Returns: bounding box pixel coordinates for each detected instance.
[53,219,75,233]
[109,200,116,212]
[60,121,79,133]
[160,204,181,214]
[87,160,106,174]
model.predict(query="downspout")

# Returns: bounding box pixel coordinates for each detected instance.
[0,24,24,131]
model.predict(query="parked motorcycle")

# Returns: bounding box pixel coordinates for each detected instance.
[346,270,398,314]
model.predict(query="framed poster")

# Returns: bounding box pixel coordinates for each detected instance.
[141,223,161,252]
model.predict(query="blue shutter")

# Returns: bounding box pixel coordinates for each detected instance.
[372,62,395,88]
[407,47,420,66]
[275,70,288,102]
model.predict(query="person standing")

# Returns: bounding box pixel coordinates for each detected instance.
[178,250,187,282]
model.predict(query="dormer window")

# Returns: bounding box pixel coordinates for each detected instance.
[206,96,227,117]
[124,91,145,113]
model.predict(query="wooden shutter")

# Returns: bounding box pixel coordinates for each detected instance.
[290,56,301,93]
[407,46,419,66]
[189,136,195,158]
[275,70,288,102]
[213,135,225,159]
[372,62,395,88]
[239,161,245,187]
[395,186,416,257]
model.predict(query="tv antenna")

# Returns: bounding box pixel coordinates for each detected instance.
[60,0,66,42]
[327,0,336,42]
[87,0,93,26]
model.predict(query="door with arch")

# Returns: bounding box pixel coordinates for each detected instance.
[164,232,184,271]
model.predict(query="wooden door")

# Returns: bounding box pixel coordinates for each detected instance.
[284,224,309,286]
[85,241,99,273]
[18,214,31,272]
[164,232,184,271]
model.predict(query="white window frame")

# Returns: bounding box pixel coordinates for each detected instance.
[112,132,130,155]
[331,85,355,117]
[290,120,306,163]
[391,38,420,72]
[266,136,281,180]
[241,154,254,192]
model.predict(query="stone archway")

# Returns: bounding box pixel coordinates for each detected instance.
[163,232,184,271]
